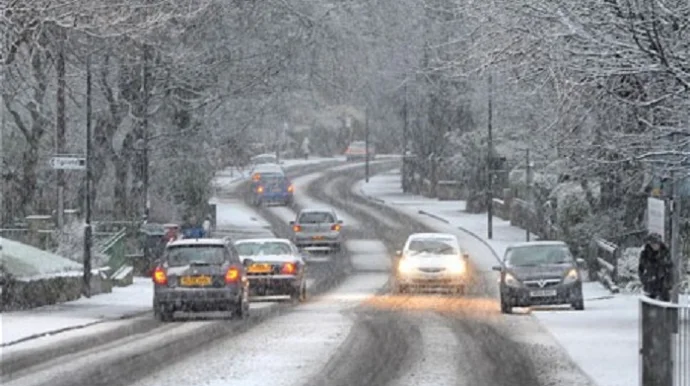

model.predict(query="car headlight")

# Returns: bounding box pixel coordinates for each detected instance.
[503,273,521,288]
[447,259,466,275]
[398,259,414,275]
[562,268,579,284]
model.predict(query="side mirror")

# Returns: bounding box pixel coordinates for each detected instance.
[462,253,470,260]
[289,221,295,226]
[576,258,586,265]
[242,258,254,267]
[338,220,344,224]
[492,265,502,272]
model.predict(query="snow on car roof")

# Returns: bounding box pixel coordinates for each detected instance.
[507,240,567,249]
[167,238,227,247]
[408,232,456,240]
[300,207,336,213]
[252,163,283,171]
[234,238,291,244]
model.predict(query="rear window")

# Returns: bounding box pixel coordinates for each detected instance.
[235,241,292,256]
[260,174,287,183]
[298,212,335,223]
[165,245,226,266]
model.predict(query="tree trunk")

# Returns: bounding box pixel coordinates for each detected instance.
[113,158,129,219]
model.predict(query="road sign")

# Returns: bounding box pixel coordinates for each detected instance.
[50,156,86,170]
[647,197,665,240]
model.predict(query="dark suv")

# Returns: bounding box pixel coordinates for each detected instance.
[492,241,586,313]
[152,238,252,321]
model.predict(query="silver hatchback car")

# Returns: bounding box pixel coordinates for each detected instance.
[492,241,586,313]
[152,239,251,321]
[289,208,344,256]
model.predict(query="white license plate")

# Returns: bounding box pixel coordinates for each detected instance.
[530,289,557,297]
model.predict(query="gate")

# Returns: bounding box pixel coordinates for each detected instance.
[640,296,690,386]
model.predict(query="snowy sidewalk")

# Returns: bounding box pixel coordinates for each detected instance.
[354,168,681,386]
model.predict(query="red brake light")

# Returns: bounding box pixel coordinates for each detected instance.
[257,185,264,193]
[281,262,297,275]
[252,173,261,181]
[153,266,167,285]
[287,184,294,193]
[331,224,341,231]
[225,266,240,283]
[292,224,302,232]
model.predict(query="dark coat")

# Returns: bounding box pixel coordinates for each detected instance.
[638,243,673,297]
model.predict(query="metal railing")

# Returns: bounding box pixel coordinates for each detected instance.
[640,296,690,386]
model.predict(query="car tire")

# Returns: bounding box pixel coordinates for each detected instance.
[154,304,174,322]
[572,298,585,311]
[233,292,249,319]
[500,297,512,314]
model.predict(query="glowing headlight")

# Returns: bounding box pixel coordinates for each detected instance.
[563,269,579,284]
[447,259,466,275]
[398,258,414,275]
[503,273,521,287]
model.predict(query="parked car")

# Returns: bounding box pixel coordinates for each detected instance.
[289,208,344,259]
[345,140,376,161]
[234,238,307,302]
[152,238,252,321]
[492,241,586,313]
[393,233,469,294]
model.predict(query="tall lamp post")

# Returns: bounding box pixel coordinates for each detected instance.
[83,54,93,297]
[486,72,494,240]
[365,105,370,183]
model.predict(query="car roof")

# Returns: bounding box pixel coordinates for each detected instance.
[299,207,336,214]
[407,232,457,241]
[234,238,292,244]
[252,163,283,171]
[252,153,276,159]
[167,238,227,247]
[507,241,567,249]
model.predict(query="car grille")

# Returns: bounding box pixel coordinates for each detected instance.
[418,267,445,273]
[523,278,562,289]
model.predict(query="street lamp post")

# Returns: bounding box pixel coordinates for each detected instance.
[83,54,93,298]
[487,72,494,240]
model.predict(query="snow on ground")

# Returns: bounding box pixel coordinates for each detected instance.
[345,239,391,272]
[213,197,270,229]
[355,168,690,386]
[0,278,152,346]
[290,172,361,226]
[0,237,83,278]
[130,243,390,386]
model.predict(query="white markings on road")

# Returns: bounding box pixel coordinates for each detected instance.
[130,243,390,386]
[390,313,460,386]
[346,240,391,272]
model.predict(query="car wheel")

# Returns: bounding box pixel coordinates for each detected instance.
[154,304,174,322]
[500,297,512,314]
[572,298,585,311]
[299,282,308,302]
[233,293,249,319]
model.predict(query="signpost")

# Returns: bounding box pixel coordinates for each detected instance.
[50,156,86,170]
[647,197,666,241]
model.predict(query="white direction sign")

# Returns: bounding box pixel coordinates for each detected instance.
[646,197,665,241]
[50,156,86,170]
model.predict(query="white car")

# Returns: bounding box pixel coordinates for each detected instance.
[393,233,469,294]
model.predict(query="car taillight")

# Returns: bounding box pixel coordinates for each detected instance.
[225,266,240,283]
[331,224,341,231]
[292,224,302,232]
[281,262,297,275]
[287,184,294,193]
[153,266,167,285]
[252,173,261,181]
[257,185,264,193]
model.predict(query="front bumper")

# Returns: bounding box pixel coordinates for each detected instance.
[247,275,301,296]
[154,286,243,311]
[396,271,466,288]
[501,281,582,307]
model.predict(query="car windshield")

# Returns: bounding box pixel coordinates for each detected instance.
[505,245,573,267]
[299,212,335,223]
[235,242,292,256]
[407,238,457,255]
[165,245,225,266]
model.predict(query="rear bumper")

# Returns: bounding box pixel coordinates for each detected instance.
[247,275,300,296]
[154,286,243,311]
[501,282,583,307]
[294,236,341,248]
[256,192,293,201]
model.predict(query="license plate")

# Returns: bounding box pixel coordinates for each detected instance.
[530,289,557,297]
[248,263,272,274]
[180,275,212,286]
[312,235,324,240]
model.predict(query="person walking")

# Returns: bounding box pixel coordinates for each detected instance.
[638,233,673,301]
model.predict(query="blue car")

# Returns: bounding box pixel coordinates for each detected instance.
[250,173,294,207]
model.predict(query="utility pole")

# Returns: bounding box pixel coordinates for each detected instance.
[365,104,370,183]
[525,148,531,242]
[487,72,494,240]
[83,54,93,298]
[141,46,150,222]
[402,82,409,192]
[56,31,67,230]
[670,168,681,303]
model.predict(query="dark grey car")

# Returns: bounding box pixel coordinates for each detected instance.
[289,208,344,256]
[492,241,586,314]
[152,239,252,321]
